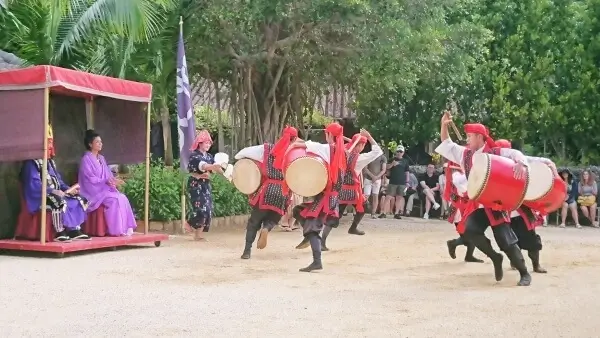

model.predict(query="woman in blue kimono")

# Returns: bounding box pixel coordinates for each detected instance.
[187,130,223,240]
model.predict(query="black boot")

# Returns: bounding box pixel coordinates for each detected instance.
[300,234,323,272]
[321,225,333,251]
[295,237,310,249]
[505,245,532,286]
[528,250,547,273]
[446,237,464,259]
[240,228,258,259]
[467,234,504,281]
[348,212,365,235]
[464,242,484,263]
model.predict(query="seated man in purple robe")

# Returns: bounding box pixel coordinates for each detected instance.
[21,125,90,241]
[78,129,137,236]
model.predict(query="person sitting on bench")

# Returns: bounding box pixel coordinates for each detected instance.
[21,124,90,241]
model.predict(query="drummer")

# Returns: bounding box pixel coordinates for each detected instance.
[234,126,298,259]
[284,122,346,272]
[435,111,533,286]
[319,129,383,251]
[443,161,484,263]
[495,139,554,273]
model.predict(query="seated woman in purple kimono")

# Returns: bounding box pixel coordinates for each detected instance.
[78,130,137,236]
[21,124,90,241]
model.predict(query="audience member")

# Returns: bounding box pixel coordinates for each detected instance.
[418,164,441,219]
[379,145,409,219]
[559,169,580,228]
[577,169,598,227]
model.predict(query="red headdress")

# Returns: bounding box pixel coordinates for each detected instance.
[271,126,298,169]
[464,123,495,149]
[345,133,367,151]
[190,129,212,151]
[495,139,511,149]
[443,161,463,202]
[325,122,346,184]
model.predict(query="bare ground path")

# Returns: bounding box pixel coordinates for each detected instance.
[1,217,599,337]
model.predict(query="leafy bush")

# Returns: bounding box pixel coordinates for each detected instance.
[123,161,184,221]
[123,161,251,221]
[210,174,252,217]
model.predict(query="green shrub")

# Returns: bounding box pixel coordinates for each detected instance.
[123,161,251,221]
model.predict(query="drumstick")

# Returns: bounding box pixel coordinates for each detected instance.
[450,121,463,141]
[347,136,362,153]
[343,136,352,142]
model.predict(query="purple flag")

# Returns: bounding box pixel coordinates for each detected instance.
[176,23,196,172]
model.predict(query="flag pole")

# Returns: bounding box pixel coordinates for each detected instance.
[179,15,186,234]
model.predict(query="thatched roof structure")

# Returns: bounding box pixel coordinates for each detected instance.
[0,50,23,70]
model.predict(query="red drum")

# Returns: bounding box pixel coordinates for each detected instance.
[232,159,262,195]
[284,147,329,197]
[523,161,566,214]
[467,153,529,211]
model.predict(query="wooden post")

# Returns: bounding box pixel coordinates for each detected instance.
[85,98,94,129]
[181,177,186,233]
[144,101,152,234]
[40,88,50,245]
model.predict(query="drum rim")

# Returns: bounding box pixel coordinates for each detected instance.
[232,159,261,194]
[471,153,530,210]
[524,178,567,212]
[524,164,555,203]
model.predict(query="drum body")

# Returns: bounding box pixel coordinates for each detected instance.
[284,147,329,197]
[523,161,566,213]
[231,159,262,195]
[467,153,529,211]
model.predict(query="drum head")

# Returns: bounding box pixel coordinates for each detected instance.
[467,153,490,199]
[232,159,261,194]
[286,157,329,197]
[525,161,553,201]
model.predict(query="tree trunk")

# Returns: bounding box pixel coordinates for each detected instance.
[160,102,174,166]
[214,80,224,152]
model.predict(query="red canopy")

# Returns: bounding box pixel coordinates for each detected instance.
[0,65,152,102]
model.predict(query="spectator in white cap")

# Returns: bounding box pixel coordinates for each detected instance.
[379,144,410,219]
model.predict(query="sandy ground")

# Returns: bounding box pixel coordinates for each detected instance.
[1,216,599,338]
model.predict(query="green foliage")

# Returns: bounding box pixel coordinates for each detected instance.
[123,161,184,221]
[123,161,251,221]
[194,105,232,137]
[303,110,333,128]
[209,174,252,218]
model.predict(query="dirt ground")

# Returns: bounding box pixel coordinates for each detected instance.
[1,216,599,338]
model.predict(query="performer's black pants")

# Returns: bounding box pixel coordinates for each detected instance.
[246,206,282,232]
[510,216,543,252]
[463,209,519,251]
[243,207,282,251]
[293,205,326,264]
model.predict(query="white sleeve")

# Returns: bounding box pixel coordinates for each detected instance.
[198,161,208,171]
[452,172,468,195]
[234,145,265,162]
[354,144,384,174]
[305,141,331,164]
[435,139,465,166]
[525,155,552,165]
[499,148,528,166]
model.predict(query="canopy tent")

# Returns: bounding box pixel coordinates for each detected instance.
[0,65,154,245]
[0,65,152,163]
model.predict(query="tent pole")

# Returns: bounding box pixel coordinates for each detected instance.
[143,101,152,234]
[40,88,50,245]
[85,98,94,129]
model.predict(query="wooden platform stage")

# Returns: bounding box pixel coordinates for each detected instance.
[0,233,169,257]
